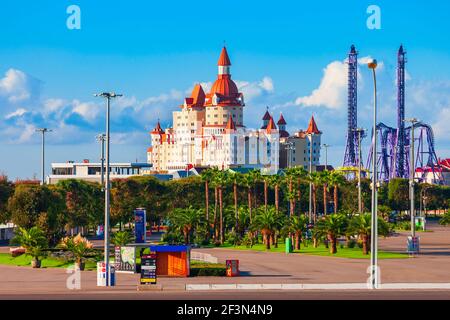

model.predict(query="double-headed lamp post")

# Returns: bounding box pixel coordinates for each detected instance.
[404,118,419,241]
[94,92,122,287]
[96,134,106,190]
[36,128,53,185]
[368,59,379,289]
[285,141,295,168]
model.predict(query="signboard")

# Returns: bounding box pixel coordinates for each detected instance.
[114,246,136,273]
[97,262,116,286]
[226,259,239,277]
[134,208,146,243]
[140,253,157,285]
[407,236,420,254]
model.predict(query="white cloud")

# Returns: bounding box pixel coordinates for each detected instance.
[236,76,274,101]
[5,108,27,119]
[0,68,41,106]
[295,61,347,109]
[72,100,101,122]
[433,107,450,140]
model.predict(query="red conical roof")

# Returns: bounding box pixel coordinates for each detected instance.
[151,121,164,134]
[262,109,271,121]
[191,84,205,106]
[305,115,321,134]
[225,114,236,131]
[277,113,287,125]
[218,46,231,66]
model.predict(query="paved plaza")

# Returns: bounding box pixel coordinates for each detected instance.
[0,222,449,299]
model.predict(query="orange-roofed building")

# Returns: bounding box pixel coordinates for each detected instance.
[278,115,322,170]
[147,47,279,174]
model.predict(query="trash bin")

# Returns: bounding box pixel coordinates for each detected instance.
[285,238,293,253]
[97,262,116,286]
[226,260,239,277]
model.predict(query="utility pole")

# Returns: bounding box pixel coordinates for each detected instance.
[94,92,122,287]
[368,59,378,289]
[354,128,366,213]
[36,128,52,185]
[96,134,106,190]
[405,118,419,243]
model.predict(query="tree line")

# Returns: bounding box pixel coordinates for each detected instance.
[0,170,449,247]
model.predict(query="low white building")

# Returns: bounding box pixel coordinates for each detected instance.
[47,160,152,184]
[0,223,15,242]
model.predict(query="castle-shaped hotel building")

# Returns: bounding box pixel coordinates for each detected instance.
[147,47,321,174]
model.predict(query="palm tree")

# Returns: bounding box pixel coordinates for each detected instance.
[314,214,347,254]
[328,171,346,213]
[200,168,214,233]
[111,230,133,246]
[254,206,277,250]
[214,170,229,244]
[230,172,244,231]
[319,170,331,215]
[348,213,371,254]
[284,168,297,217]
[249,169,262,209]
[11,227,48,268]
[241,173,254,223]
[286,215,308,250]
[268,174,283,213]
[262,174,271,212]
[308,171,322,223]
[293,166,308,214]
[348,213,392,254]
[168,206,203,244]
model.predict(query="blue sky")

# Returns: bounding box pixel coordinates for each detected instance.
[1,0,449,179]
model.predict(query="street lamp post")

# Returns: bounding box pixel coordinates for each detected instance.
[94,92,122,287]
[322,144,331,170]
[353,128,366,213]
[404,118,419,241]
[36,128,53,185]
[308,133,313,224]
[285,142,294,168]
[96,134,106,190]
[368,59,378,289]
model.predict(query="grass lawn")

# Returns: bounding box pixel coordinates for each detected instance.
[0,253,98,270]
[215,242,408,259]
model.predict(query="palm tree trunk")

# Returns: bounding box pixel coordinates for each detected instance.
[248,188,252,224]
[264,180,268,212]
[323,184,327,215]
[205,180,209,226]
[297,178,301,214]
[219,187,224,244]
[313,185,317,223]
[265,232,271,250]
[362,234,369,255]
[334,185,338,214]
[275,184,279,213]
[330,235,337,254]
[234,182,238,231]
[295,233,301,250]
[289,179,295,217]
[214,187,218,241]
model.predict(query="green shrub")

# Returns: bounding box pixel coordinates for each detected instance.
[347,239,357,248]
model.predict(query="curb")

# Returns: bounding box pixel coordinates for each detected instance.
[185,283,450,291]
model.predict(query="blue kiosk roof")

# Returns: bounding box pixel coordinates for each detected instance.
[149,245,190,252]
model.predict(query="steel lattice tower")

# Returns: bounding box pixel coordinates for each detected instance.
[343,45,359,167]
[396,45,407,178]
